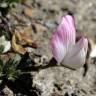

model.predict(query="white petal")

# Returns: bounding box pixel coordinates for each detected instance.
[3,41,11,53]
[0,36,11,53]
[61,38,88,69]
[89,39,96,58]
[90,48,96,58]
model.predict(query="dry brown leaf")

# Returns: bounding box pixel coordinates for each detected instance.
[12,32,26,55]
[12,27,37,54]
[15,27,37,48]
[19,32,33,45]
[15,31,34,46]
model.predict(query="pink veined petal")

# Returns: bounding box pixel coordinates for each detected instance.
[57,15,76,47]
[51,33,67,63]
[61,37,88,69]
[51,15,76,63]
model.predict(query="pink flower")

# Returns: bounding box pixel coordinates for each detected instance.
[51,15,88,69]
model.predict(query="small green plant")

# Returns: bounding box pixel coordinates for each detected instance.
[0,54,21,84]
[0,0,21,8]
[0,0,22,17]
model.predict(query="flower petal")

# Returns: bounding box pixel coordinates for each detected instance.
[51,15,76,63]
[51,33,67,63]
[3,41,11,53]
[90,48,96,58]
[57,15,76,46]
[0,36,11,53]
[61,37,88,69]
[89,39,96,58]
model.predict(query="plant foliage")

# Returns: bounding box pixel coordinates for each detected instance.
[0,54,21,84]
[0,0,21,7]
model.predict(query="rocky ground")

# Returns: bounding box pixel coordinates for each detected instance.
[1,0,96,96]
